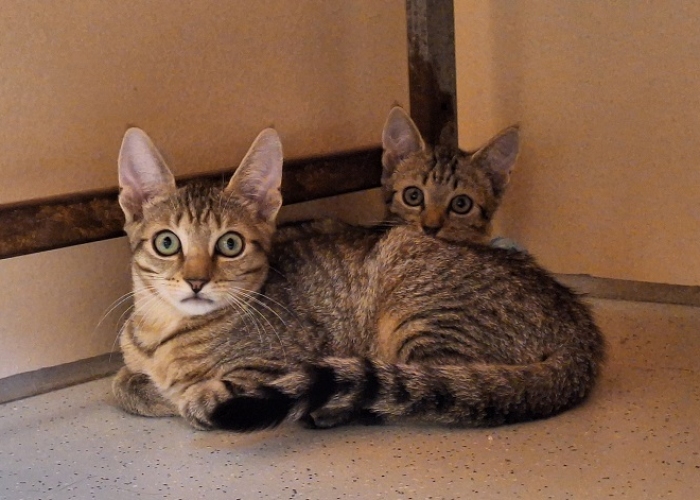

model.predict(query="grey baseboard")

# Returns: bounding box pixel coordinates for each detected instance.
[0,352,123,405]
[556,274,700,307]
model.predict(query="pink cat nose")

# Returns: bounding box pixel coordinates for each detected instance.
[186,279,209,294]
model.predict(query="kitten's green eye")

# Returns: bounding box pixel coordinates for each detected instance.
[216,232,245,258]
[153,230,181,256]
[450,195,473,214]
[402,186,424,207]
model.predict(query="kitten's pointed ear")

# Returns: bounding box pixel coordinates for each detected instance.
[225,128,283,223]
[473,125,520,197]
[118,128,176,223]
[382,106,426,173]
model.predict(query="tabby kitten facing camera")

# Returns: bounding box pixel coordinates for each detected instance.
[113,126,604,432]
[381,107,519,244]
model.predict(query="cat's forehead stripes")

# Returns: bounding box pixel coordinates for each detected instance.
[424,156,456,186]
[176,184,223,225]
[421,148,480,191]
[160,183,257,228]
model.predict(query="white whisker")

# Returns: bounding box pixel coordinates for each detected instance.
[235,290,290,361]
[223,291,268,351]
[96,290,137,332]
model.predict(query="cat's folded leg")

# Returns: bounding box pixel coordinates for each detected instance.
[179,376,296,432]
[175,357,295,431]
[178,379,284,431]
[112,366,178,417]
[177,378,237,430]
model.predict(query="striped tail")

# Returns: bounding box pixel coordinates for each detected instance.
[209,349,601,432]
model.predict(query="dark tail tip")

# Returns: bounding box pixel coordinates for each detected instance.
[210,386,293,432]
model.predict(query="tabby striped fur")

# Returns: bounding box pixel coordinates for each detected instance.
[113,122,605,432]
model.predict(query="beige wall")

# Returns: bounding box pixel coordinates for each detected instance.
[1,0,408,204]
[0,239,131,379]
[455,1,700,286]
[0,1,404,378]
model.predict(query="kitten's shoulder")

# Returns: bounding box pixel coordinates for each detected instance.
[382,225,538,268]
[275,218,351,243]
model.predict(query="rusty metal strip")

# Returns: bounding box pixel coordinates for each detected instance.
[0,147,382,260]
[405,0,458,149]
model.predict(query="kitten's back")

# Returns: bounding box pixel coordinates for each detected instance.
[225,223,606,429]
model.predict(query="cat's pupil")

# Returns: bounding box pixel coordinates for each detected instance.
[224,238,234,250]
[163,237,173,248]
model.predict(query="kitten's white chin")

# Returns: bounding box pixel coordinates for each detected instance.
[135,276,223,317]
[177,297,221,316]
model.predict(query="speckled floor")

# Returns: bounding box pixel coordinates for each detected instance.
[1,298,699,500]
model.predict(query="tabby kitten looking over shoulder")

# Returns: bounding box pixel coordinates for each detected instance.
[113,126,605,432]
[381,107,519,244]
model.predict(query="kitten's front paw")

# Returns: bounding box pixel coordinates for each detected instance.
[179,379,236,430]
[112,367,177,417]
[180,379,296,432]
[209,384,294,432]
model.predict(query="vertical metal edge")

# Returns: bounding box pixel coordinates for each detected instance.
[406,0,458,149]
